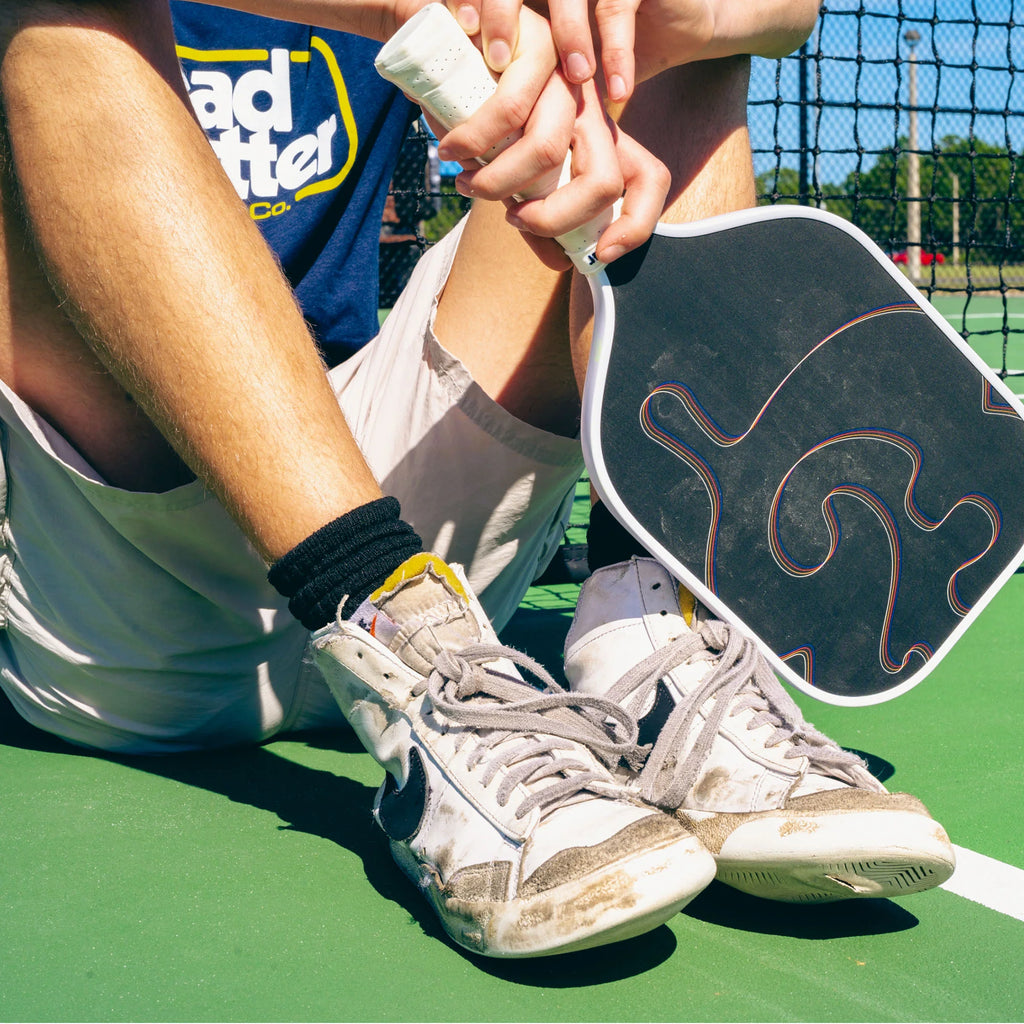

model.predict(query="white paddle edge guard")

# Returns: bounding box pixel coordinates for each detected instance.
[582,204,1024,706]
[374,3,610,275]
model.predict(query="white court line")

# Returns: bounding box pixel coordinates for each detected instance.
[940,845,1024,922]
[958,312,1024,320]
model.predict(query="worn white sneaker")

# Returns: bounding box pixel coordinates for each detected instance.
[564,558,956,904]
[313,554,716,957]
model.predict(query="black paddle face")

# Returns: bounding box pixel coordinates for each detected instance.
[590,210,1024,702]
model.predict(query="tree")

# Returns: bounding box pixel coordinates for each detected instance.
[756,166,804,204]
[820,136,1024,262]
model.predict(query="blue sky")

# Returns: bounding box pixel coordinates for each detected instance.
[749,0,1024,185]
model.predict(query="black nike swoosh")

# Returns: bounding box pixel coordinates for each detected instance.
[375,745,428,842]
[637,679,676,749]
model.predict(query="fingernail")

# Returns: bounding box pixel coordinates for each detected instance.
[455,4,479,33]
[601,243,627,263]
[565,51,590,83]
[608,74,627,103]
[487,39,512,72]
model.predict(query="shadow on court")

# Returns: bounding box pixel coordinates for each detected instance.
[1,685,919,993]
[685,881,918,939]
[0,692,679,984]
[500,606,575,676]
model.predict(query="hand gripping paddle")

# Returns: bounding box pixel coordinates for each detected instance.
[376,4,1024,705]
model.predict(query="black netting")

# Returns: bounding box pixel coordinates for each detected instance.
[379,3,1024,386]
[749,1,1024,383]
[377,119,469,308]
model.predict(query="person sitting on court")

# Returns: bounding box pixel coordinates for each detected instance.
[0,0,953,958]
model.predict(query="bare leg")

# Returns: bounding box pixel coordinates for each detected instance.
[432,59,755,542]
[434,200,580,438]
[431,58,756,464]
[0,2,381,562]
[570,57,755,389]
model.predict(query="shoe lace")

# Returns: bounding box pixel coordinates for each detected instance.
[604,618,868,809]
[414,642,645,820]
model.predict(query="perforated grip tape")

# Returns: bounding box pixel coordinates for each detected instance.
[374,3,609,274]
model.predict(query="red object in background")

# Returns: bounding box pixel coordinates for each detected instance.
[892,250,946,265]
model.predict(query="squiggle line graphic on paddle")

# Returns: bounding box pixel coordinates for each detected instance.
[639,303,919,590]
[770,431,1002,620]
[772,466,999,678]
[983,379,1019,417]
[776,483,936,677]
[638,302,1002,682]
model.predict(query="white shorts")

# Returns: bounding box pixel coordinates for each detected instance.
[0,221,583,753]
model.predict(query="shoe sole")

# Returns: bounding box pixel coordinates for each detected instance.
[712,809,956,902]
[391,832,717,958]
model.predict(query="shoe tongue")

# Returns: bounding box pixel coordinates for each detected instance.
[354,553,490,674]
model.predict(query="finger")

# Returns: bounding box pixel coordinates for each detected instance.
[546,0,596,85]
[434,85,528,168]
[477,0,521,72]
[504,83,624,239]
[450,73,576,201]
[448,0,481,35]
[436,9,558,167]
[594,126,669,263]
[508,217,575,271]
[506,89,668,263]
[593,0,638,103]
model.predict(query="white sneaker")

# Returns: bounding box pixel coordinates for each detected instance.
[313,553,716,956]
[564,558,956,904]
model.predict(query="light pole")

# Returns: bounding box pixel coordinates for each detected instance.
[799,41,809,205]
[952,172,960,266]
[905,29,921,283]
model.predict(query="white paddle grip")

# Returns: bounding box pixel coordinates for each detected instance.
[374,3,609,274]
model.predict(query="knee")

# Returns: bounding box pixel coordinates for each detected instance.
[0,1,175,75]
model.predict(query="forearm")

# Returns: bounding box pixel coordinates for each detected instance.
[192,0,425,42]
[0,2,381,558]
[702,0,820,60]
[625,0,819,89]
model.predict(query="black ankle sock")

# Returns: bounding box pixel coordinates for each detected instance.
[586,500,651,574]
[267,497,423,629]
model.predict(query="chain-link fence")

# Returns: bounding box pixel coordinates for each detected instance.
[749,1,1024,383]
[378,2,1024,384]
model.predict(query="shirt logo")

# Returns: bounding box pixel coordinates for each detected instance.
[177,38,359,221]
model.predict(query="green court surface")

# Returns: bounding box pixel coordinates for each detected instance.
[3,306,1024,1023]
[2,578,1021,1022]
[931,293,1024,397]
